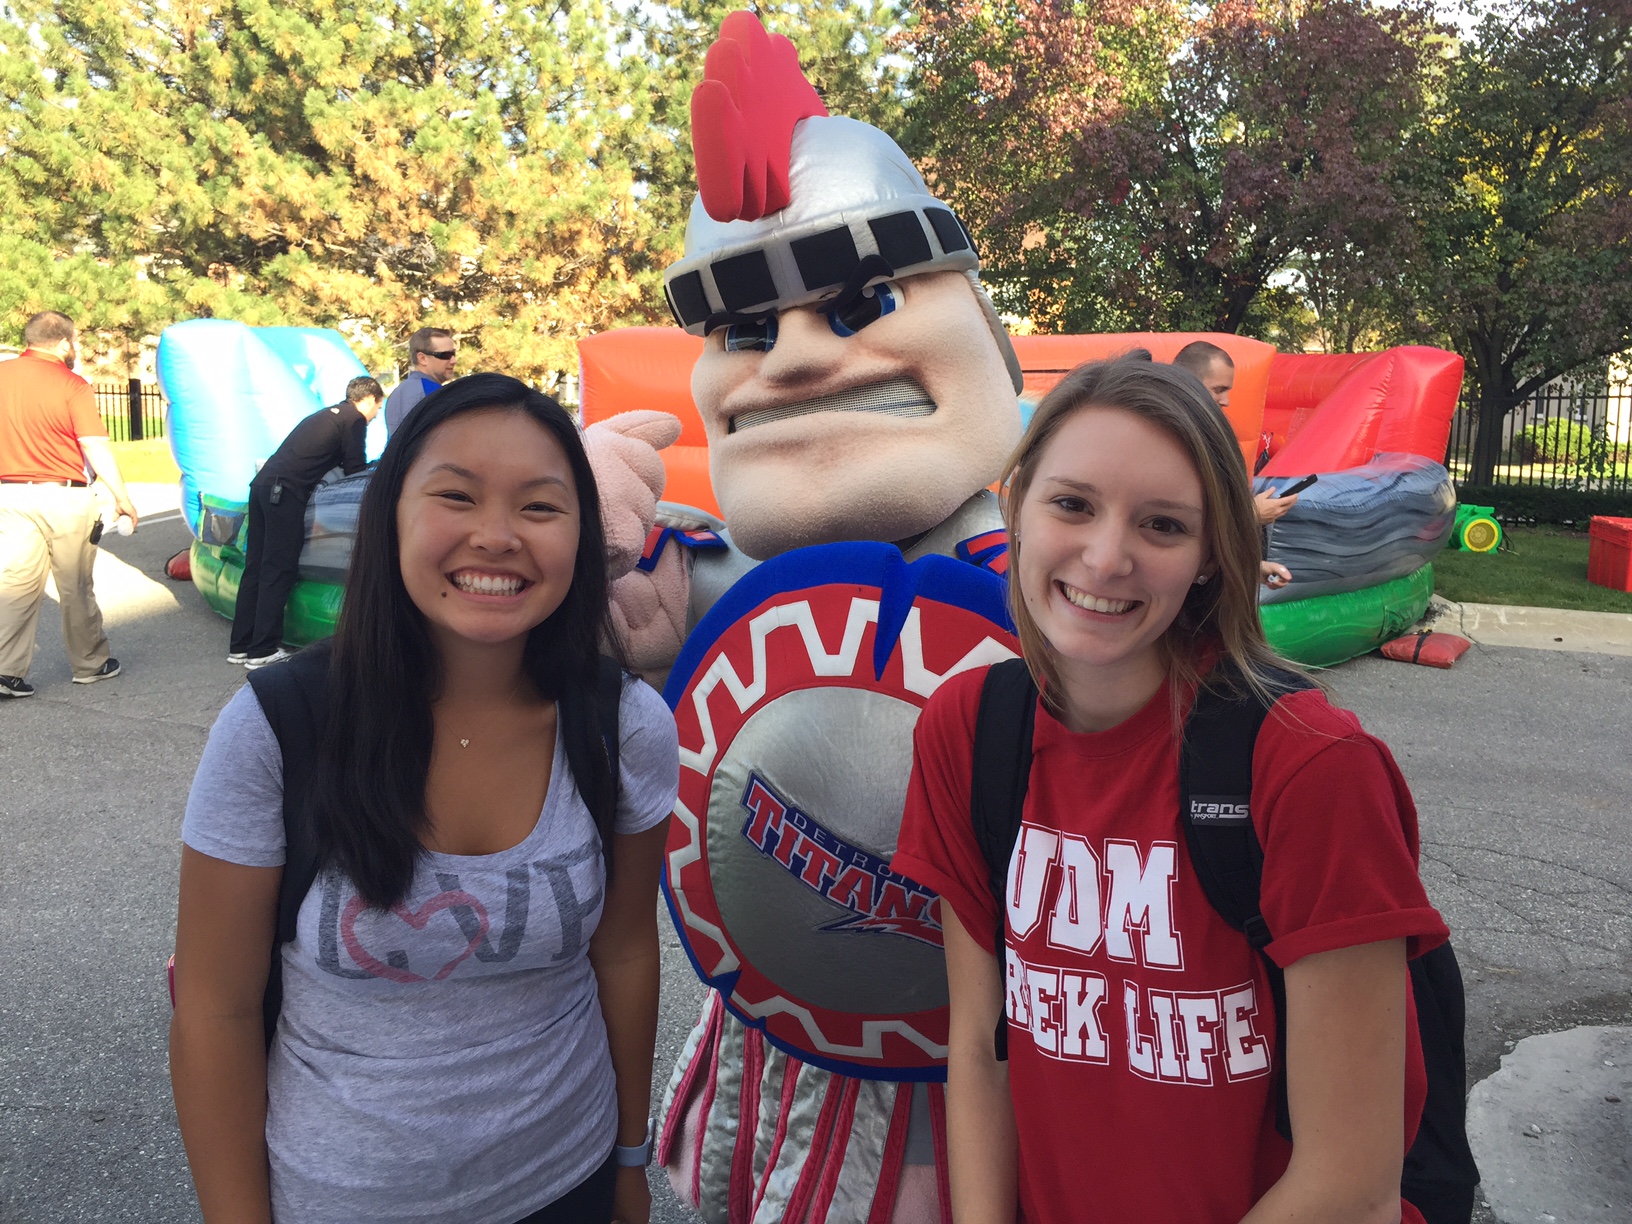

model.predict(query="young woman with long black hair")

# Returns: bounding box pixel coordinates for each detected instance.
[894,358,1448,1223]
[170,374,678,1224]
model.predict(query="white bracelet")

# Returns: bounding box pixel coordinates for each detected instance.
[614,1117,655,1168]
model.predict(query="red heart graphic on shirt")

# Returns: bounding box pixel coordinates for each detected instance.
[339,890,490,983]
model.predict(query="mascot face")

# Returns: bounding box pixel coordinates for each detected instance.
[694,271,1019,559]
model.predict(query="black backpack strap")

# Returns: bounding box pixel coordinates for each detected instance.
[970,658,1039,1062]
[244,639,333,1047]
[1179,662,1311,1139]
[1402,941,1480,1223]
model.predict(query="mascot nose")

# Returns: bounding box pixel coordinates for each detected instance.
[755,306,845,383]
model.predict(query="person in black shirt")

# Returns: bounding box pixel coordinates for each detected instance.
[230,377,384,667]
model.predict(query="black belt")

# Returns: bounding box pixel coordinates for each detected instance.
[0,479,89,487]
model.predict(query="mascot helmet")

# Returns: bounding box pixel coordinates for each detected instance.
[662,11,1023,394]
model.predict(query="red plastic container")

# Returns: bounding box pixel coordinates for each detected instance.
[1587,516,1632,592]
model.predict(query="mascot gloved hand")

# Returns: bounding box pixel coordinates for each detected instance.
[584,410,693,680]
[635,13,1025,1223]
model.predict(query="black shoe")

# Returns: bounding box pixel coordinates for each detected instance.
[72,658,121,685]
[0,674,34,698]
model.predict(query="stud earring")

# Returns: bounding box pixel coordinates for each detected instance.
[1193,573,1211,585]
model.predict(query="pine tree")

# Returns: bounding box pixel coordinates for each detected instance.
[0,0,679,387]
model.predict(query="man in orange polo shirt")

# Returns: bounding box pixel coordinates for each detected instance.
[0,311,140,697]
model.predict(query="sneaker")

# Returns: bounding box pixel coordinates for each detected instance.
[0,674,34,698]
[227,651,249,665]
[72,658,121,684]
[243,648,294,670]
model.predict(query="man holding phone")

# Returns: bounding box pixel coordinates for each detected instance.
[383,327,457,435]
[1171,341,1314,589]
[1172,340,1310,521]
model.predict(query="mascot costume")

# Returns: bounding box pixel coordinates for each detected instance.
[587,14,1024,1221]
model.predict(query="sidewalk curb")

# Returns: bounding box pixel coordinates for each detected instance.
[1421,597,1632,657]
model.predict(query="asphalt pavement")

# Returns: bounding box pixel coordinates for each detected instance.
[1,490,1628,1222]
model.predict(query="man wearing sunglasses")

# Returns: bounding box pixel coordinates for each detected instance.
[383,327,457,435]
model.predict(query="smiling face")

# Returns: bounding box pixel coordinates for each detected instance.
[396,408,581,653]
[1014,406,1211,708]
[691,270,1020,559]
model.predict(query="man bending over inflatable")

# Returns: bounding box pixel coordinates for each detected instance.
[586,14,1023,1222]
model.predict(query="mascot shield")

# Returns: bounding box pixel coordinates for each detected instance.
[662,542,1016,1079]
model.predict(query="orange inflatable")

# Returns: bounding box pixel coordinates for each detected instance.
[579,327,1470,674]
[579,328,714,514]
[579,329,1278,509]
[578,329,1462,511]
[1008,332,1274,472]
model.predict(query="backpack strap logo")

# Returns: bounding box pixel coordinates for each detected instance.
[1186,795,1252,825]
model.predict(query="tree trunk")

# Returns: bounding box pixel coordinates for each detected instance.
[1467,377,1511,487]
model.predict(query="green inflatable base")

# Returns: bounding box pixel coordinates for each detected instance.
[190,540,343,647]
[1260,564,1435,668]
[190,541,1433,669]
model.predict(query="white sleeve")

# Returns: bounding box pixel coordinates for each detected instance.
[612,675,680,837]
[180,684,288,867]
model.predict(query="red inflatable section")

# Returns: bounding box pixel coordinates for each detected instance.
[1009,332,1273,472]
[1260,352,1374,458]
[1259,347,1464,476]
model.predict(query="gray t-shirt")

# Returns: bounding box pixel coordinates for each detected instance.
[383,372,437,435]
[182,676,679,1224]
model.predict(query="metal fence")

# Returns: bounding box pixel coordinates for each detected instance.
[1444,381,1632,494]
[95,380,166,442]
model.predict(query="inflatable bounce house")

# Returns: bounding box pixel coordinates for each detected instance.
[157,319,386,643]
[581,330,1464,668]
[164,319,1462,669]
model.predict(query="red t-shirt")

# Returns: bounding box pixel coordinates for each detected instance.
[0,351,103,483]
[893,667,1448,1224]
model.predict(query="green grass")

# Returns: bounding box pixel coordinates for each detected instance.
[1434,525,1632,613]
[108,438,180,483]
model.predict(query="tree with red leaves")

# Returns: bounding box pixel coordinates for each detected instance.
[1403,0,1632,487]
[902,1,1438,337]
[898,0,1181,330]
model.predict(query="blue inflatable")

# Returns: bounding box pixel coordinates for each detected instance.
[158,320,377,532]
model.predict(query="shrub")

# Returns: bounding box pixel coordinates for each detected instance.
[1455,483,1632,525]
[1510,419,1596,464]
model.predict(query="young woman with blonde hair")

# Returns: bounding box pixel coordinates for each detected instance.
[894,357,1448,1223]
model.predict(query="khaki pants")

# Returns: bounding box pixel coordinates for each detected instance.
[0,484,110,680]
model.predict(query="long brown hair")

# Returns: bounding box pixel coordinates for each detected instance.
[1000,357,1302,722]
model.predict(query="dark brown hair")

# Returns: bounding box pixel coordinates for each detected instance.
[345,376,384,404]
[22,311,75,348]
[1173,340,1234,377]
